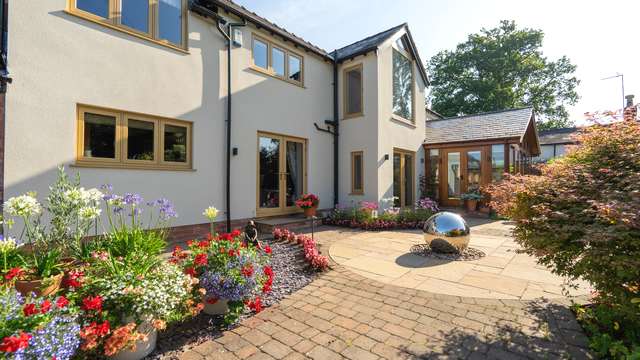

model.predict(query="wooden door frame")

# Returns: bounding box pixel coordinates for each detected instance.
[256,131,308,217]
[440,146,487,207]
[393,148,416,208]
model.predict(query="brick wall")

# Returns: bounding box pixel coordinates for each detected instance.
[166,218,252,246]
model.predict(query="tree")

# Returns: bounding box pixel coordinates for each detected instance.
[428,20,579,130]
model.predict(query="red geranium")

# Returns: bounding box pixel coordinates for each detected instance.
[263,245,272,255]
[245,297,263,313]
[186,240,195,247]
[241,264,254,278]
[4,267,24,281]
[0,332,32,353]
[194,253,208,266]
[184,267,197,277]
[197,240,210,249]
[231,229,242,237]
[23,303,38,317]
[82,295,103,312]
[227,249,236,257]
[63,269,84,288]
[56,296,69,309]
[40,300,52,314]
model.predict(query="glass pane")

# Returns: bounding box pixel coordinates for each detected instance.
[404,154,413,207]
[393,154,401,207]
[272,47,285,77]
[447,152,461,198]
[253,39,268,69]
[392,50,413,120]
[346,68,362,114]
[555,145,567,157]
[428,149,439,200]
[259,137,280,208]
[353,153,363,191]
[164,124,187,162]
[158,0,182,45]
[121,0,149,33]
[491,144,504,181]
[127,119,154,160]
[285,141,304,207]
[467,151,481,191]
[288,55,301,82]
[83,112,116,159]
[77,0,109,18]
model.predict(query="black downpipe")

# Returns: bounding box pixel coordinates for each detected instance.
[0,0,10,236]
[332,56,339,207]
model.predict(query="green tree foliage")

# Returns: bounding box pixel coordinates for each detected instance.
[428,20,580,130]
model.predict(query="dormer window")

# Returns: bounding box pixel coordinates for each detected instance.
[67,0,187,51]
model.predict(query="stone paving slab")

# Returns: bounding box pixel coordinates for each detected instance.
[328,220,592,300]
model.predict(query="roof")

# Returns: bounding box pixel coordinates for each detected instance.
[424,107,534,145]
[538,127,578,145]
[192,0,333,61]
[425,107,443,120]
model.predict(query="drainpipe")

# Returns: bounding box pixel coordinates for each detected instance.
[332,55,339,207]
[215,16,245,232]
[0,0,11,236]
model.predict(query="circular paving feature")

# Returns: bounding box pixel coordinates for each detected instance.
[328,219,591,300]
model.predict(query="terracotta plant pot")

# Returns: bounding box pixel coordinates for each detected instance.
[14,272,64,297]
[465,200,478,212]
[110,322,157,360]
[203,298,229,315]
[303,206,317,217]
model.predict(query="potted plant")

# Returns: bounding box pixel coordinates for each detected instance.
[0,286,82,359]
[460,188,483,212]
[295,194,319,217]
[359,201,378,218]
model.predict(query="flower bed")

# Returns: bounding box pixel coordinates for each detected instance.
[272,228,329,271]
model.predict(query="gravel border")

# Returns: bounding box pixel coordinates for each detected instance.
[409,244,486,261]
[148,239,317,359]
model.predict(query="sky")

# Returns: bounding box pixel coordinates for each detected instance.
[234,0,639,124]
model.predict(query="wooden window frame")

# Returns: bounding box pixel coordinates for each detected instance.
[391,48,416,124]
[351,151,364,195]
[271,45,286,79]
[250,33,305,87]
[343,63,364,119]
[66,0,189,52]
[75,104,193,171]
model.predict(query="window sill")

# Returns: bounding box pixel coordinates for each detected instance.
[349,192,364,196]
[72,161,195,172]
[248,66,305,88]
[343,112,364,120]
[390,115,416,128]
[64,10,189,54]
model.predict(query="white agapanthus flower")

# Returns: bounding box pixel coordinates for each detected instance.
[82,188,103,205]
[4,194,42,217]
[0,235,17,252]
[79,206,102,220]
[203,206,219,221]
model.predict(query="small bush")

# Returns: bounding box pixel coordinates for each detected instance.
[486,120,640,356]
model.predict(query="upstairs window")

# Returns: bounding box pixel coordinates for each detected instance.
[251,34,304,86]
[392,49,414,121]
[343,63,363,118]
[68,0,187,50]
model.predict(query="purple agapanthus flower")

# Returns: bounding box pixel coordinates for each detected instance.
[123,193,143,206]
[155,198,178,220]
[100,183,113,192]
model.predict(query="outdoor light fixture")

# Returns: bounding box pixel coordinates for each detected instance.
[232,147,238,156]
[384,154,389,161]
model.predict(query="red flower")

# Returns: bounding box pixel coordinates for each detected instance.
[0,332,32,353]
[63,270,84,289]
[263,266,274,278]
[263,245,272,255]
[23,303,38,317]
[231,229,242,237]
[241,265,254,278]
[246,297,263,313]
[4,267,24,281]
[96,321,110,336]
[197,240,210,249]
[206,297,218,304]
[219,233,233,241]
[56,296,69,309]
[184,267,197,277]
[82,295,103,312]
[228,249,236,257]
[206,233,213,241]
[40,300,52,314]
[186,240,195,247]
[194,253,208,267]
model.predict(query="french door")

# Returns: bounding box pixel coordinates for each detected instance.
[257,132,307,216]
[441,148,483,207]
[393,149,415,208]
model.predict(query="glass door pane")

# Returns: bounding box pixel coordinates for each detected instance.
[285,141,304,207]
[403,154,413,207]
[447,152,461,198]
[259,136,280,209]
[466,150,481,191]
[393,154,402,207]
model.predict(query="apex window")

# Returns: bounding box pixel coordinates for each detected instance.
[392,49,414,121]
[68,0,187,49]
[344,64,363,119]
[77,105,192,170]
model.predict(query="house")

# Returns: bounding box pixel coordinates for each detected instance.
[532,127,578,163]
[423,107,540,207]
[1,0,429,236]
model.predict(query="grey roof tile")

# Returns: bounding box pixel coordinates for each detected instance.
[424,107,534,144]
[538,127,578,144]
[334,23,406,61]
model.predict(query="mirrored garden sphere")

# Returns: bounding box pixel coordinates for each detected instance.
[423,212,470,253]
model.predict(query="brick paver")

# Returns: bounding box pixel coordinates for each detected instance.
[171,226,592,359]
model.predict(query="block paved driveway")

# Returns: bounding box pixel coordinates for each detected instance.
[177,231,593,360]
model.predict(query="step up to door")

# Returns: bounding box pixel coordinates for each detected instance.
[255,214,324,236]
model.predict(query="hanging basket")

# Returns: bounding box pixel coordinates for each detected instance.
[303,206,317,217]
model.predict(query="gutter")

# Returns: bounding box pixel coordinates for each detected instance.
[191,2,245,232]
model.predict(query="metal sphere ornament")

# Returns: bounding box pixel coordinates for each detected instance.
[423,212,470,254]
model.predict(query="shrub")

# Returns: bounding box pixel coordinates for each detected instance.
[485,120,640,356]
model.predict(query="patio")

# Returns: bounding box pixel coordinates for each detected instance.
[328,218,592,300]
